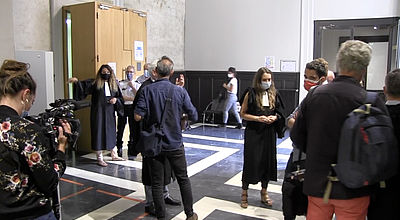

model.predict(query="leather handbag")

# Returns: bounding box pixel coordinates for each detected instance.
[137,85,174,157]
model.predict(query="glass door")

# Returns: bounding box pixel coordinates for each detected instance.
[314,17,400,91]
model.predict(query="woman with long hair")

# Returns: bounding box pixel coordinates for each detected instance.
[239,67,285,208]
[69,64,124,166]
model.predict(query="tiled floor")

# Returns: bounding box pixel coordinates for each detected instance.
[59,123,305,220]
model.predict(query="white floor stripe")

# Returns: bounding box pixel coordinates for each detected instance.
[65,167,145,196]
[172,196,305,220]
[65,167,145,220]
[183,133,244,144]
[224,171,282,194]
[276,138,293,150]
[81,143,239,178]
[184,143,239,177]
[74,191,141,220]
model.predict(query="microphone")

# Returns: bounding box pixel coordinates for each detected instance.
[48,99,91,112]
[70,100,91,110]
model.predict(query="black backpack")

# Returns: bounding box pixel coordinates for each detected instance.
[333,92,398,189]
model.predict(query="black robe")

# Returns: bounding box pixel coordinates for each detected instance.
[73,79,124,151]
[242,88,285,184]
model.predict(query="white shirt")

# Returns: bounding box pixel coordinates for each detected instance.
[104,82,111,97]
[227,77,238,95]
[119,80,141,105]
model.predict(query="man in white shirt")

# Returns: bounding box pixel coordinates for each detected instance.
[116,65,141,157]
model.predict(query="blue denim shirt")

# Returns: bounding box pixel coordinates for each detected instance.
[135,78,198,151]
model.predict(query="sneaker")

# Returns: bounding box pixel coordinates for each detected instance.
[186,213,198,220]
[235,123,243,129]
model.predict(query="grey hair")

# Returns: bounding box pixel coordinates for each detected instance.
[156,56,174,77]
[146,63,156,73]
[336,40,372,74]
[385,69,400,97]
[126,65,135,71]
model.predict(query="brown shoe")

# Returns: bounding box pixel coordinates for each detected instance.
[97,160,108,167]
[240,190,248,208]
[186,213,198,220]
[260,189,272,206]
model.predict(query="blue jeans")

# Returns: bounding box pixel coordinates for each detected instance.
[150,148,194,219]
[222,93,241,124]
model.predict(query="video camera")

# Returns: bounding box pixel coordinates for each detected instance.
[25,99,90,152]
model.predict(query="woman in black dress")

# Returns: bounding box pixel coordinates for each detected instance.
[69,64,124,166]
[239,67,285,208]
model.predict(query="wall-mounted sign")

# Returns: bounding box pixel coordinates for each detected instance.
[134,41,144,61]
[265,56,275,70]
[280,60,296,72]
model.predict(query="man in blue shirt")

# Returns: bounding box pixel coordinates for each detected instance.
[134,56,198,220]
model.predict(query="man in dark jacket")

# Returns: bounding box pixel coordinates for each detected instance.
[368,68,400,219]
[135,56,198,220]
[290,40,387,219]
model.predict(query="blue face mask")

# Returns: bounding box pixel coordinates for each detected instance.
[261,81,271,90]
[126,73,133,81]
[144,70,150,78]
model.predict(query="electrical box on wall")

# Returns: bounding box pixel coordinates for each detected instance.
[15,50,54,116]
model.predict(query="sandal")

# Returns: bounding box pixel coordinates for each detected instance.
[111,156,125,161]
[260,190,273,206]
[97,160,108,167]
[241,191,248,208]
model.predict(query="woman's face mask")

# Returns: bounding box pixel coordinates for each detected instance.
[227,73,234,78]
[261,81,271,90]
[101,73,110,80]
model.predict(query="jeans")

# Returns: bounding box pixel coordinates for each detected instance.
[145,185,169,207]
[116,104,135,149]
[150,148,194,219]
[222,93,241,124]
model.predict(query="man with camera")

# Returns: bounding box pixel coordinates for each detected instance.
[0,60,71,220]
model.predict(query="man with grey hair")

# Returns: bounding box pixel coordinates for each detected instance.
[290,40,388,219]
[135,56,198,220]
[368,68,400,219]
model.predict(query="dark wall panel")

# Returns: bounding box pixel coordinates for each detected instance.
[177,70,299,122]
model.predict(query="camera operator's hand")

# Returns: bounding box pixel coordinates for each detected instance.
[57,119,71,153]
[68,77,78,83]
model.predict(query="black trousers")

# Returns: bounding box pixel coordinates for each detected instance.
[150,148,194,219]
[116,104,135,150]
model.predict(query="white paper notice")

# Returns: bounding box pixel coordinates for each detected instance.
[107,62,117,75]
[280,60,296,72]
[134,41,144,61]
[265,56,275,69]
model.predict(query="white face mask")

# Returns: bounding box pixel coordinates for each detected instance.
[227,73,234,78]
[261,81,271,90]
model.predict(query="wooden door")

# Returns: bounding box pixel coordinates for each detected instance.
[63,2,97,153]
[97,5,124,79]
[123,10,147,78]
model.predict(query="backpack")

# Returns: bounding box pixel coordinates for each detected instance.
[333,92,398,189]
